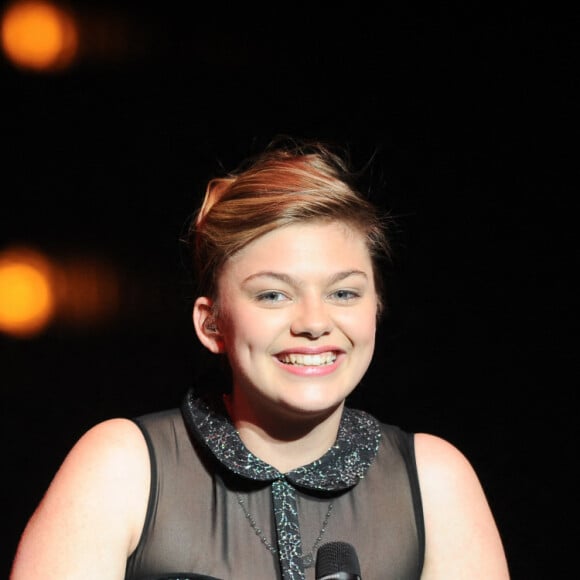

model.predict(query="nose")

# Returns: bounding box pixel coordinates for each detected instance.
[290,296,333,338]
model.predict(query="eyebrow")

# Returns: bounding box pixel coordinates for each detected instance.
[242,270,369,286]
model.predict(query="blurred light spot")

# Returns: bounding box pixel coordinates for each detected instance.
[1,0,78,72]
[0,246,122,338]
[0,247,55,337]
[53,257,119,328]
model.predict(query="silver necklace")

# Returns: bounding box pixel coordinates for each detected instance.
[236,492,334,568]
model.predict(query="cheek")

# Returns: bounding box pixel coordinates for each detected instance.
[337,306,377,342]
[219,306,285,352]
[356,316,377,371]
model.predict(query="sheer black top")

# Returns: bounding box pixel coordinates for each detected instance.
[125,391,425,580]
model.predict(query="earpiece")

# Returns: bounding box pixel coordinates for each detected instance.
[204,318,218,333]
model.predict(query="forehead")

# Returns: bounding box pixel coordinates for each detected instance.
[221,221,373,281]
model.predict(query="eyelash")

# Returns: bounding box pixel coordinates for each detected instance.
[255,289,361,304]
[255,291,288,303]
[329,289,360,302]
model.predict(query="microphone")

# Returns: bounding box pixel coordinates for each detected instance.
[315,541,361,580]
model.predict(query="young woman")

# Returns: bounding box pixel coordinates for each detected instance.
[10,140,510,579]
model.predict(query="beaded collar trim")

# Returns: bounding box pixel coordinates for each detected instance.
[181,389,382,490]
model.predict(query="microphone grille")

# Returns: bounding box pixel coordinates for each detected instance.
[315,541,361,578]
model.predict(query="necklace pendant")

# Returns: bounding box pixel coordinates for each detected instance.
[303,553,314,568]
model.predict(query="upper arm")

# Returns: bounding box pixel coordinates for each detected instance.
[415,433,510,579]
[10,418,150,580]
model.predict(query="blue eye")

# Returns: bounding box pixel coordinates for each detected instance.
[256,291,287,303]
[330,289,360,301]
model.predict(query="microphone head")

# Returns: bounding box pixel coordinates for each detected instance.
[315,541,361,579]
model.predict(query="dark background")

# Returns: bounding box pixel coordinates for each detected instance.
[2,2,576,578]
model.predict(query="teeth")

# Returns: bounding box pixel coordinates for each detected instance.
[278,352,337,366]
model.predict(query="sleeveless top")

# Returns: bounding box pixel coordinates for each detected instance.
[125,390,425,580]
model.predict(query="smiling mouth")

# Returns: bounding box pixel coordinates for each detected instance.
[277,352,337,366]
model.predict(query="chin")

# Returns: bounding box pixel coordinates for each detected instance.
[276,388,348,418]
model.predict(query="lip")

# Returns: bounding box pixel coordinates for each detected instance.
[274,346,344,356]
[272,346,345,377]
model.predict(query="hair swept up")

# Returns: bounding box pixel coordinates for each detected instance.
[186,137,392,315]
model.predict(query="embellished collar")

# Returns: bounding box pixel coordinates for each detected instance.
[181,388,382,492]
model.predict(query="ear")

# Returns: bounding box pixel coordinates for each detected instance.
[193,297,224,354]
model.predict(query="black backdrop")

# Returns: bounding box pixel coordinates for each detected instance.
[2,2,576,578]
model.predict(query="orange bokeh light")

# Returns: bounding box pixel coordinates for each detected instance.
[1,0,78,72]
[0,247,56,337]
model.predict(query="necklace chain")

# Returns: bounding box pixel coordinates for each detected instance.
[236,492,334,568]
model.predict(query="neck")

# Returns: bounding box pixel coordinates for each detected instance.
[224,393,344,473]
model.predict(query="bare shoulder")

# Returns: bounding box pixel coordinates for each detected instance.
[414,433,510,579]
[10,418,150,580]
[414,432,475,483]
[68,417,149,471]
[46,417,150,518]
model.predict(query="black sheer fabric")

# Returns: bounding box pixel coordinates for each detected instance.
[125,392,424,580]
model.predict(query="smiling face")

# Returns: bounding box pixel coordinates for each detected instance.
[194,221,378,423]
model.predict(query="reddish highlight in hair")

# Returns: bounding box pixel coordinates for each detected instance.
[188,139,391,314]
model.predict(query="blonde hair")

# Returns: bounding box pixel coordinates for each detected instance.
[187,139,391,314]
